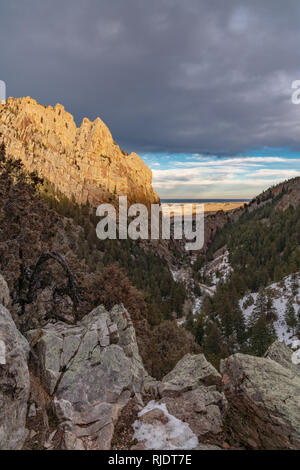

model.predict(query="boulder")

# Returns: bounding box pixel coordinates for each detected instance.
[265,340,300,374]
[139,408,169,425]
[134,353,227,449]
[157,354,227,441]
[0,305,30,449]
[159,353,222,396]
[133,401,199,450]
[194,443,222,450]
[26,304,149,450]
[221,342,300,449]
[158,387,226,438]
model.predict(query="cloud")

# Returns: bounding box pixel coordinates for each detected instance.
[2,0,300,155]
[151,153,300,197]
[2,1,300,198]
[254,169,300,177]
[172,156,300,167]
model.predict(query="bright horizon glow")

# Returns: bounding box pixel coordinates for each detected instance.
[141,148,300,199]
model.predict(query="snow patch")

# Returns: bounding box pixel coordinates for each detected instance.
[133,401,199,450]
[201,251,232,290]
[239,273,300,346]
[192,296,202,316]
[171,267,203,320]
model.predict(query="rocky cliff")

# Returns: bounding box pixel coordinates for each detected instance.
[221,341,300,450]
[0,97,159,207]
[1,282,299,450]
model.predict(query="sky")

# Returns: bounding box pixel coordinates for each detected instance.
[1,0,300,198]
[143,150,300,198]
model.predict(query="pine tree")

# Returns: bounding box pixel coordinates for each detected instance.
[233,307,247,345]
[291,273,299,296]
[250,316,277,356]
[297,308,300,334]
[184,310,195,333]
[266,293,276,322]
[249,289,267,327]
[203,323,223,356]
[194,315,205,346]
[285,300,297,332]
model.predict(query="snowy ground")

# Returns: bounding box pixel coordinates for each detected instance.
[201,250,233,291]
[239,274,300,346]
[171,251,232,326]
[170,267,203,324]
[133,401,199,450]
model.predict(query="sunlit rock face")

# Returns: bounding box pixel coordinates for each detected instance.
[0,97,159,208]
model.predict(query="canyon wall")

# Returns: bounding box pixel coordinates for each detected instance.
[0,97,159,207]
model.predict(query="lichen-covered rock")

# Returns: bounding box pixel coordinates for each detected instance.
[159,353,222,396]
[156,354,227,442]
[0,97,159,208]
[221,343,300,450]
[265,340,300,375]
[194,443,222,450]
[26,304,149,450]
[136,353,227,449]
[0,305,30,449]
[0,274,10,307]
[159,387,227,439]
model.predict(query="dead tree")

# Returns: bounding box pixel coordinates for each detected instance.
[26,251,79,310]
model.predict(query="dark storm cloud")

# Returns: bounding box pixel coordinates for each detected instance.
[1,0,300,154]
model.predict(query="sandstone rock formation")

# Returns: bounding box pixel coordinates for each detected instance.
[221,341,300,450]
[0,304,30,449]
[26,304,149,450]
[0,97,159,208]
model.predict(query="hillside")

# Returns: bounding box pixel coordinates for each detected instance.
[189,177,300,366]
[0,143,299,450]
[0,97,159,207]
[0,143,197,380]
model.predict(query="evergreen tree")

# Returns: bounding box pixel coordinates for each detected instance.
[249,289,267,327]
[184,310,195,333]
[250,316,277,356]
[297,308,300,334]
[265,293,276,322]
[203,323,223,356]
[232,307,247,345]
[194,314,205,346]
[291,273,299,296]
[285,300,297,332]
